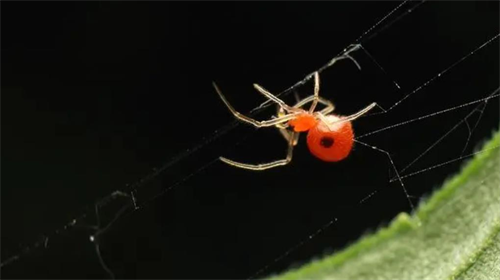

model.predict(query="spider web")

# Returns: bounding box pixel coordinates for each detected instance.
[2,1,499,279]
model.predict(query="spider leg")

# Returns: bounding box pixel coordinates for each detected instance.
[293,95,335,114]
[253,84,297,112]
[318,102,378,131]
[278,127,300,146]
[309,72,321,113]
[341,102,377,122]
[213,82,299,128]
[275,90,303,130]
[327,44,362,70]
[321,103,335,115]
[293,90,301,104]
[277,89,302,117]
[220,131,297,171]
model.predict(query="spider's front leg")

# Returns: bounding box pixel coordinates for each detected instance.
[212,82,297,128]
[308,72,321,113]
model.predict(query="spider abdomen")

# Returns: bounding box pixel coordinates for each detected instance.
[306,115,354,162]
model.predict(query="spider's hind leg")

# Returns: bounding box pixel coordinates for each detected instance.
[219,131,297,171]
[278,127,300,146]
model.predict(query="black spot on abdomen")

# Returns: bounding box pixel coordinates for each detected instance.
[320,137,334,148]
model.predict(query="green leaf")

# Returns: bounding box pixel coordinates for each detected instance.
[269,130,500,280]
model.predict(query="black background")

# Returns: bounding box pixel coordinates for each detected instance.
[2,1,499,279]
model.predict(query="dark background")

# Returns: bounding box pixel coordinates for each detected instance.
[2,1,499,279]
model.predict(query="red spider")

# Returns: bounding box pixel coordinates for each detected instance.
[213,72,376,170]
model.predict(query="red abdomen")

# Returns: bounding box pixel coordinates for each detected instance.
[306,115,354,162]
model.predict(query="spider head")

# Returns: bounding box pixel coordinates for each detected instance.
[288,113,318,132]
